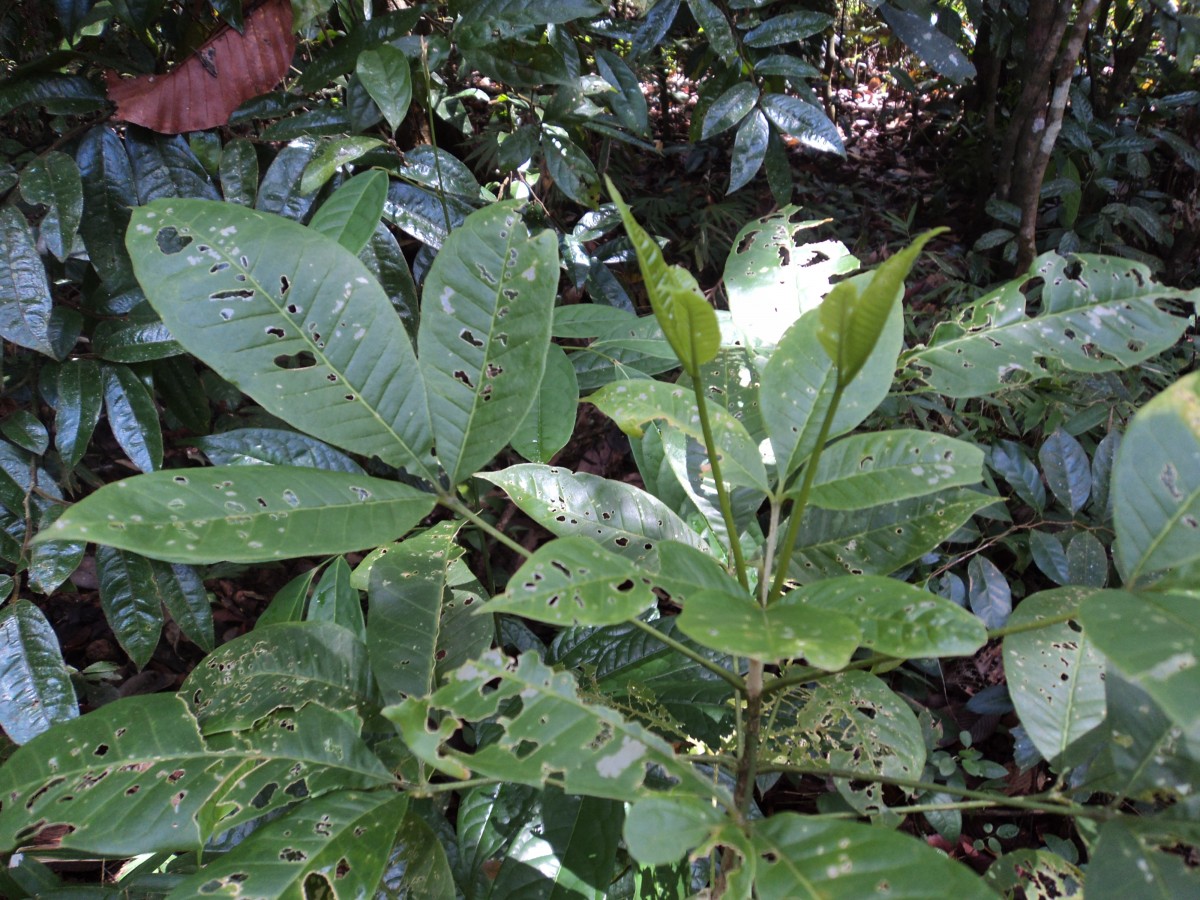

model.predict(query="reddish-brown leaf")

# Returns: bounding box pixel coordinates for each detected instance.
[106,0,295,134]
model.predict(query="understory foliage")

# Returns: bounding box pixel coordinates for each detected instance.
[1,1,1199,898]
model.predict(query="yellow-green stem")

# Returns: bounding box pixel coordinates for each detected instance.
[691,375,750,591]
[629,618,746,692]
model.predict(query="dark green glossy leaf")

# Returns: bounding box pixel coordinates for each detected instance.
[729,108,768,194]
[308,168,389,255]
[92,313,182,363]
[511,343,578,464]
[455,0,603,25]
[1040,428,1091,514]
[754,54,822,82]
[257,566,319,627]
[359,221,419,337]
[0,600,77,744]
[688,0,737,60]
[54,359,102,469]
[40,465,436,564]
[153,355,211,435]
[207,0,243,29]
[76,126,138,289]
[255,136,322,222]
[19,151,83,262]
[990,440,1047,512]
[542,126,600,207]
[879,5,977,82]
[967,555,1011,629]
[0,73,105,117]
[1,410,48,457]
[1029,529,1070,584]
[595,48,650,134]
[153,561,214,652]
[357,45,412,133]
[0,208,54,357]
[197,427,365,474]
[96,545,163,669]
[377,808,457,899]
[308,555,364,639]
[743,10,833,46]
[102,363,163,472]
[298,136,385,196]
[218,138,259,206]
[631,0,682,59]
[28,511,85,595]
[701,82,758,140]
[760,93,844,155]
[126,130,220,204]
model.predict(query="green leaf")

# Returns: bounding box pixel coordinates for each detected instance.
[92,313,183,363]
[299,137,386,197]
[761,301,902,486]
[1,410,48,456]
[1039,428,1091,514]
[1067,531,1108,587]
[789,488,995,584]
[754,54,823,82]
[990,440,1047,512]
[126,131,220,204]
[27,518,85,595]
[606,178,719,377]
[0,208,54,357]
[183,621,377,733]
[589,379,769,492]
[1080,590,1200,731]
[1085,818,1200,899]
[152,560,215,652]
[308,168,389,255]
[759,93,845,155]
[742,813,996,899]
[309,556,364,639]
[96,545,163,669]
[1113,371,1200,585]
[19,151,83,262]
[257,567,319,626]
[454,0,603,26]
[817,229,944,386]
[723,207,858,347]
[678,588,861,669]
[595,48,650,134]
[356,45,413,133]
[126,199,435,477]
[809,430,984,509]
[39,465,436,564]
[542,126,601,207]
[255,137,322,222]
[624,795,725,867]
[879,5,977,82]
[511,343,578,464]
[967,555,1011,629]
[743,10,833,46]
[196,427,365,474]
[401,145,483,203]
[903,254,1199,397]
[102,362,162,473]
[367,554,448,704]
[487,536,656,626]
[701,82,758,140]
[479,464,707,565]
[687,0,737,60]
[1003,587,1106,766]
[76,126,137,289]
[378,808,457,899]
[985,849,1084,899]
[386,649,711,799]
[218,138,259,206]
[0,600,77,744]
[417,202,558,483]
[1029,530,1071,584]
[0,73,106,117]
[790,576,986,658]
[729,108,769,193]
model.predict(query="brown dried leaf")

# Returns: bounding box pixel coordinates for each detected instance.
[106,0,295,134]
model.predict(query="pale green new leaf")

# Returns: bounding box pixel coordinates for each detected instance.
[742,813,996,899]
[589,379,769,491]
[479,464,707,565]
[606,177,719,376]
[903,254,1198,397]
[817,228,944,386]
[183,621,377,733]
[0,600,77,744]
[789,576,986,658]
[125,199,435,477]
[418,201,558,485]
[1003,587,1106,766]
[298,137,386,196]
[308,168,389,255]
[166,791,408,900]
[678,588,861,669]
[761,300,902,487]
[1112,371,1200,585]
[809,430,984,509]
[486,536,656,626]
[1080,590,1200,731]
[385,649,712,800]
[38,465,435,564]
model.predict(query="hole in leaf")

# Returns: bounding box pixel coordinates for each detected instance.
[279,848,307,862]
[265,326,286,339]
[460,329,484,348]
[156,227,192,254]
[336,858,351,879]
[285,779,309,799]
[210,289,254,300]
[273,351,317,370]
[280,275,290,295]
[94,743,109,757]
[453,370,475,388]
[251,783,277,809]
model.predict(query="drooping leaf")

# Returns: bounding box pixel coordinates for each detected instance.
[0,600,78,744]
[101,363,163,472]
[759,93,845,155]
[126,199,436,477]
[1003,587,1106,766]
[510,343,578,464]
[367,553,448,704]
[196,427,365,474]
[743,10,833,47]
[967,555,1012,629]
[701,82,758,140]
[417,201,558,484]
[542,126,601,207]
[1112,371,1200,585]
[0,208,55,357]
[879,4,977,82]
[817,229,945,386]
[791,576,987,658]
[729,108,769,193]
[308,168,389,254]
[39,465,435,564]
[594,47,650,134]
[19,151,83,263]
[106,0,296,133]
[386,649,712,799]
[809,430,984,509]
[678,587,861,669]
[96,545,163,669]
[356,45,412,133]
[606,178,719,377]
[218,137,259,206]
[990,440,1047,512]
[589,379,769,491]
[479,464,707,565]
[1080,590,1200,731]
[902,254,1198,397]
[308,556,364,639]
[1039,428,1091,514]
[183,621,377,732]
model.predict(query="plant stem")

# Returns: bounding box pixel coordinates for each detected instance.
[766,383,846,606]
[986,611,1077,639]
[408,777,501,796]
[691,376,750,590]
[629,618,746,692]
[761,653,893,697]
[420,37,453,235]
[438,493,531,559]
[732,659,764,815]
